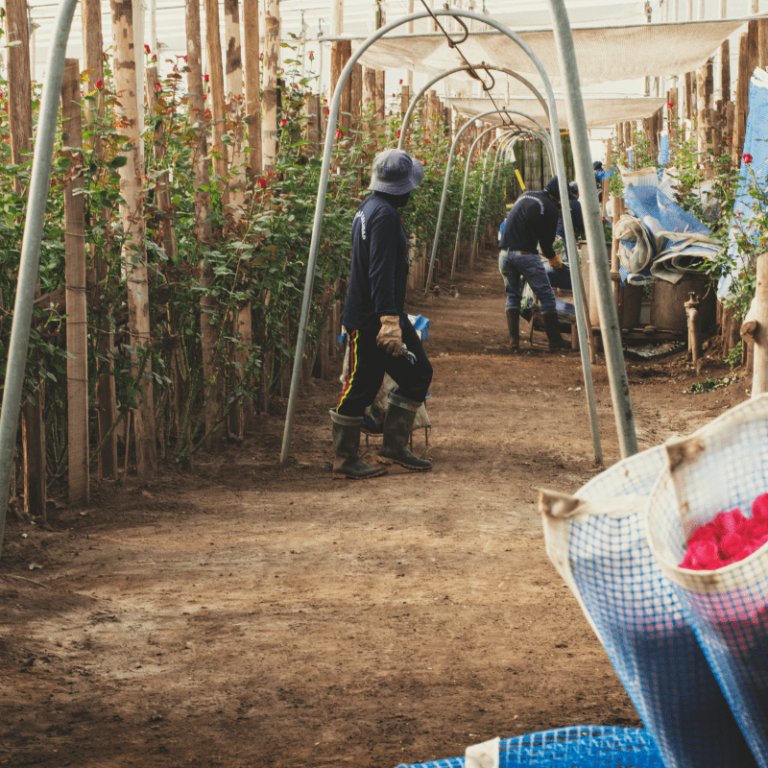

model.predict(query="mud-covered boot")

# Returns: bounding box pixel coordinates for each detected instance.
[330,410,387,480]
[505,307,520,351]
[543,310,571,351]
[378,393,432,471]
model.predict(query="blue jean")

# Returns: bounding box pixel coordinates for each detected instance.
[545,263,572,291]
[498,250,557,313]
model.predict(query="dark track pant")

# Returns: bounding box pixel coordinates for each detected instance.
[336,321,433,418]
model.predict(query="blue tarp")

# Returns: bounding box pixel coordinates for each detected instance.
[723,70,768,298]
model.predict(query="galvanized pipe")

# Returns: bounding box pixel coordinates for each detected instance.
[0,0,79,559]
[546,0,637,457]
[450,124,508,280]
[397,64,548,152]
[425,105,554,298]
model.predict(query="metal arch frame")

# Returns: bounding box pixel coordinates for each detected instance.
[0,0,78,556]
[424,104,555,299]
[480,127,602,465]
[450,123,515,281]
[280,6,634,463]
[396,64,549,153]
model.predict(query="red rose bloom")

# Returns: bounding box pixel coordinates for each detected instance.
[204,74,210,83]
[144,44,150,54]
[335,129,342,139]
[257,177,268,190]
[280,118,287,127]
[95,78,103,89]
[744,153,753,164]
[667,102,674,108]
[154,82,160,92]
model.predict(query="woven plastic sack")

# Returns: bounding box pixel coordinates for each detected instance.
[647,396,768,767]
[396,726,664,768]
[541,446,756,768]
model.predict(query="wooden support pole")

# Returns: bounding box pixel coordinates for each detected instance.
[82,0,105,120]
[721,38,731,102]
[111,0,157,479]
[146,68,177,259]
[83,0,117,479]
[243,0,262,177]
[374,70,386,134]
[669,87,679,150]
[224,0,247,214]
[733,33,751,163]
[350,62,363,137]
[205,0,229,192]
[684,72,694,120]
[330,40,352,134]
[746,254,768,398]
[225,0,251,438]
[187,0,222,452]
[262,0,280,172]
[697,58,714,166]
[62,59,90,505]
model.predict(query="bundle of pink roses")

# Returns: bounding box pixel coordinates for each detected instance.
[680,493,768,570]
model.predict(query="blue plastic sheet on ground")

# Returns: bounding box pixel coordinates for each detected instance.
[658,134,670,167]
[396,726,664,768]
[723,70,768,298]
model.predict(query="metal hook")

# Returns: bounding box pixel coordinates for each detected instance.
[479,66,496,93]
[446,15,470,47]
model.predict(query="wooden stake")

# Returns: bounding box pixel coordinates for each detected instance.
[720,38,731,102]
[7,0,46,516]
[350,63,363,137]
[733,33,751,163]
[262,0,280,172]
[747,253,768,398]
[111,0,157,479]
[243,0,262,178]
[62,59,90,506]
[760,18,768,72]
[83,0,118,479]
[205,0,229,193]
[224,0,247,216]
[331,41,353,134]
[186,0,223,452]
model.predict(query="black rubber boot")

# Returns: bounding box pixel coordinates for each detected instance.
[543,311,571,351]
[505,307,520,350]
[378,394,432,471]
[330,410,387,480]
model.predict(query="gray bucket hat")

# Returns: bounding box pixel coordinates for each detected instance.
[368,149,424,195]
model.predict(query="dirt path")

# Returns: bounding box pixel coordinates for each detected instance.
[0,250,750,768]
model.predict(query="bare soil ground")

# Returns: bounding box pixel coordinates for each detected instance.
[0,249,751,768]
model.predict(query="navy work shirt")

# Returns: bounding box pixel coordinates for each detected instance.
[556,199,585,241]
[499,190,560,260]
[342,192,409,331]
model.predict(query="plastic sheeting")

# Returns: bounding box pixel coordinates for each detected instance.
[618,186,720,286]
[448,97,667,129]
[398,726,665,768]
[723,69,768,298]
[345,18,756,94]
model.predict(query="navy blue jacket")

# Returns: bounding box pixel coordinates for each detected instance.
[556,199,585,241]
[342,192,409,331]
[499,190,560,260]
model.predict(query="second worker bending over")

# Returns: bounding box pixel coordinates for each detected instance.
[498,176,571,352]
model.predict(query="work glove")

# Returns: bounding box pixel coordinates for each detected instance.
[548,254,564,270]
[377,315,403,356]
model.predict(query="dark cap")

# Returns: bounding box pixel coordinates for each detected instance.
[369,149,424,195]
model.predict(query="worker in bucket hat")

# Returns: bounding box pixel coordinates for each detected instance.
[330,149,433,479]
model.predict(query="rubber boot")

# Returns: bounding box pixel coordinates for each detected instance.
[543,310,571,351]
[378,394,432,471]
[330,410,387,480]
[505,307,520,351]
